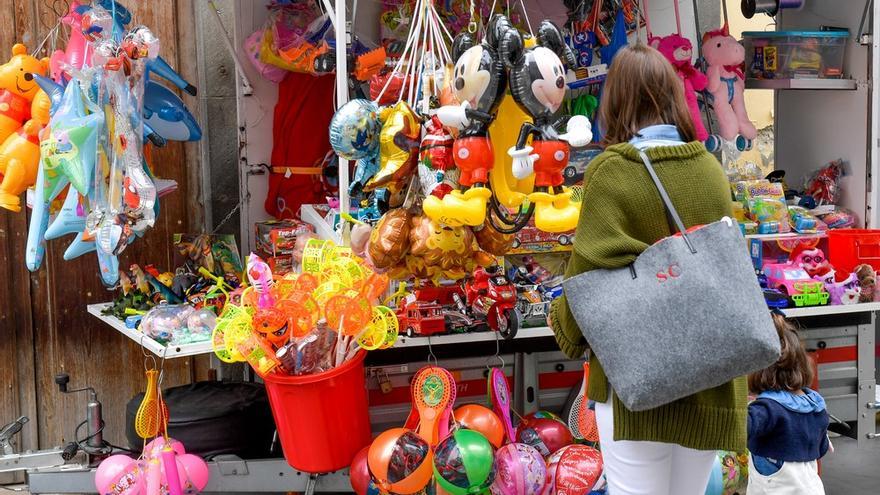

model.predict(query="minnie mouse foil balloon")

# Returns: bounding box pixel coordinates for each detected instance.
[423,15,516,228]
[502,21,591,234]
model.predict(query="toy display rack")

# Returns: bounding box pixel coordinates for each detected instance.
[86,303,214,358]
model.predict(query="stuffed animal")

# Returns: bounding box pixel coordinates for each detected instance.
[652,35,709,141]
[702,26,756,143]
[854,264,877,302]
[824,271,861,305]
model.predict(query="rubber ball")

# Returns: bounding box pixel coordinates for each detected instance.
[368,428,434,495]
[433,429,495,495]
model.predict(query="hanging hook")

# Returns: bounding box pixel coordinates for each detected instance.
[427,336,439,367]
[486,330,505,370]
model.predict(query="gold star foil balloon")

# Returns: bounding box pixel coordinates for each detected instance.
[365,101,421,193]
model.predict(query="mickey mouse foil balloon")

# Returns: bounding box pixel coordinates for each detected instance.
[423,15,515,228]
[502,20,591,234]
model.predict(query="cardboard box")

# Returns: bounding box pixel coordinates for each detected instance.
[255,219,315,257]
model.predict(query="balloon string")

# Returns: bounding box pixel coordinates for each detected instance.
[374,0,423,104]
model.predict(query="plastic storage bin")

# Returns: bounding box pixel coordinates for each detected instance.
[828,229,880,274]
[262,350,372,473]
[743,30,848,79]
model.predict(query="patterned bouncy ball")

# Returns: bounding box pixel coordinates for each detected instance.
[350,446,380,495]
[705,451,748,495]
[453,404,505,449]
[329,99,380,160]
[433,429,496,495]
[367,428,434,495]
[515,412,574,457]
[544,445,604,495]
[489,443,547,495]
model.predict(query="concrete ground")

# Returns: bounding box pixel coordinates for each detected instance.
[822,435,880,494]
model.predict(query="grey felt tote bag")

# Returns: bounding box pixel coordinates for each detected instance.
[562,151,780,412]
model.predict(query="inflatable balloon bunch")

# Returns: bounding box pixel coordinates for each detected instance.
[95,437,209,495]
[364,207,512,283]
[212,240,398,377]
[350,366,606,495]
[23,0,201,288]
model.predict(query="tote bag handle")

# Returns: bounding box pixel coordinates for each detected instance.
[638,150,697,254]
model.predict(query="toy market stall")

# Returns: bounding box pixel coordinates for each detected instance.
[2,0,880,494]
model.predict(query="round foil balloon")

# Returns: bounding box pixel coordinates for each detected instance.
[490,443,547,495]
[329,99,380,160]
[544,445,603,495]
[433,429,496,495]
[515,414,573,458]
[453,404,505,449]
[368,428,434,495]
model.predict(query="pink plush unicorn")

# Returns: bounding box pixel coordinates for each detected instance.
[651,34,709,141]
[702,26,756,143]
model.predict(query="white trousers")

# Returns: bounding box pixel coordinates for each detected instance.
[747,456,825,495]
[595,398,717,495]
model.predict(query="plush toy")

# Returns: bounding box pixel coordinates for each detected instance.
[503,20,591,233]
[854,264,876,302]
[702,26,756,143]
[651,35,709,141]
[823,271,861,306]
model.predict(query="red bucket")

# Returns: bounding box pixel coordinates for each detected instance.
[263,351,372,472]
[827,229,880,274]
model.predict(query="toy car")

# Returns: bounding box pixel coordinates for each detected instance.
[763,263,829,307]
[397,299,446,337]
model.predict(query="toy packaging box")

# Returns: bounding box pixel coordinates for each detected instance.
[750,234,829,270]
[255,219,315,256]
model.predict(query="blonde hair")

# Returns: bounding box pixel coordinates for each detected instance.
[599,43,698,146]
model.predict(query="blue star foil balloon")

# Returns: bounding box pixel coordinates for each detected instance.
[329,99,380,160]
[44,112,103,196]
[45,186,86,240]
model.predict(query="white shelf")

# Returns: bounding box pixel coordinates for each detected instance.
[783,302,880,318]
[390,326,554,348]
[745,232,826,241]
[87,303,214,359]
[745,78,858,90]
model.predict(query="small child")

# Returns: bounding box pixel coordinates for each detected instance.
[747,313,830,494]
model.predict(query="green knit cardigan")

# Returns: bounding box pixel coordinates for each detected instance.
[550,141,747,453]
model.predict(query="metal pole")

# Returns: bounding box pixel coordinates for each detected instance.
[335,0,351,231]
[206,0,254,96]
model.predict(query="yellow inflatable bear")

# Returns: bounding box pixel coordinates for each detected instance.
[0,44,50,211]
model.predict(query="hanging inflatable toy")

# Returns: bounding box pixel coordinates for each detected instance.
[143,81,202,142]
[497,20,591,234]
[0,44,48,151]
[423,14,514,227]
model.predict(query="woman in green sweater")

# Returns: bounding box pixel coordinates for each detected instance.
[549,44,746,495]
